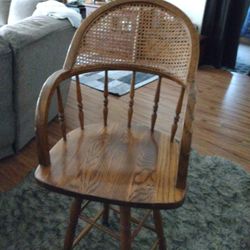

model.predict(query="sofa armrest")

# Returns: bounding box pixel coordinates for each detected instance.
[0,15,75,48]
[0,16,75,150]
[0,36,15,158]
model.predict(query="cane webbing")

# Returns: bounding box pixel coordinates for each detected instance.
[74,2,192,84]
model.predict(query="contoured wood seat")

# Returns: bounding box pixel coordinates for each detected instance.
[34,0,199,249]
[36,123,183,208]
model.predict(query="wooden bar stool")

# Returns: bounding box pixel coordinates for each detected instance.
[34,0,199,249]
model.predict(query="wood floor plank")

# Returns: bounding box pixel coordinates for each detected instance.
[0,68,249,192]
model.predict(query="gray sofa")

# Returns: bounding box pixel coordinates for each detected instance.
[0,0,75,159]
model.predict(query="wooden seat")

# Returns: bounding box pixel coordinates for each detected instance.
[34,0,199,249]
[35,123,185,208]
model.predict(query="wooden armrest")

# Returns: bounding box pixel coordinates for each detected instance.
[35,69,71,166]
[177,80,196,189]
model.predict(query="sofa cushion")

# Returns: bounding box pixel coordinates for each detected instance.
[0,0,11,25]
[0,16,74,150]
[8,0,46,24]
[0,36,15,158]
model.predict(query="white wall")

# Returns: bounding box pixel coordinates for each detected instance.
[166,0,207,31]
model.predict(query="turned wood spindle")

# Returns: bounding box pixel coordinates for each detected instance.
[151,76,162,131]
[128,71,136,128]
[56,86,67,141]
[75,75,84,130]
[103,70,109,127]
[170,86,185,142]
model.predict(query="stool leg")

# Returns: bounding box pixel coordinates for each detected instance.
[153,210,167,250]
[120,206,131,250]
[64,198,82,250]
[102,203,110,226]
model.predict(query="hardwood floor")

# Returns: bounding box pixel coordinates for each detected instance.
[0,67,249,192]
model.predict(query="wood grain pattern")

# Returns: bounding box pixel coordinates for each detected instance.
[56,69,250,172]
[65,0,199,85]
[177,80,196,188]
[170,86,185,142]
[2,10,198,249]
[102,203,110,225]
[73,207,104,246]
[1,68,250,249]
[128,71,136,128]
[153,210,166,250]
[75,75,84,130]
[120,206,131,250]
[110,206,156,232]
[151,76,162,131]
[56,86,67,141]
[0,69,247,199]
[1,69,249,194]
[36,69,70,166]
[35,123,184,208]
[131,210,151,240]
[103,70,109,127]
[79,210,120,240]
[1,4,249,250]
[64,198,82,250]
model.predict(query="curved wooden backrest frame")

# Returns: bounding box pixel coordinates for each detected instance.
[35,0,199,190]
[64,0,199,85]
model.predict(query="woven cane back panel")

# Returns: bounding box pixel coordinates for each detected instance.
[74,2,192,84]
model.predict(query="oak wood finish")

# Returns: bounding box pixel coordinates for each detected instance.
[78,210,121,240]
[7,1,199,249]
[73,207,104,246]
[170,86,185,142]
[131,210,152,240]
[128,71,136,128]
[151,76,162,131]
[0,71,249,191]
[177,79,196,188]
[56,86,67,141]
[102,203,110,225]
[35,123,184,208]
[153,210,167,250]
[120,206,131,250]
[0,0,205,249]
[35,0,199,187]
[36,69,70,166]
[1,70,250,246]
[110,206,156,232]
[63,0,198,86]
[103,70,109,127]
[33,0,199,248]
[64,198,82,250]
[75,75,84,130]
